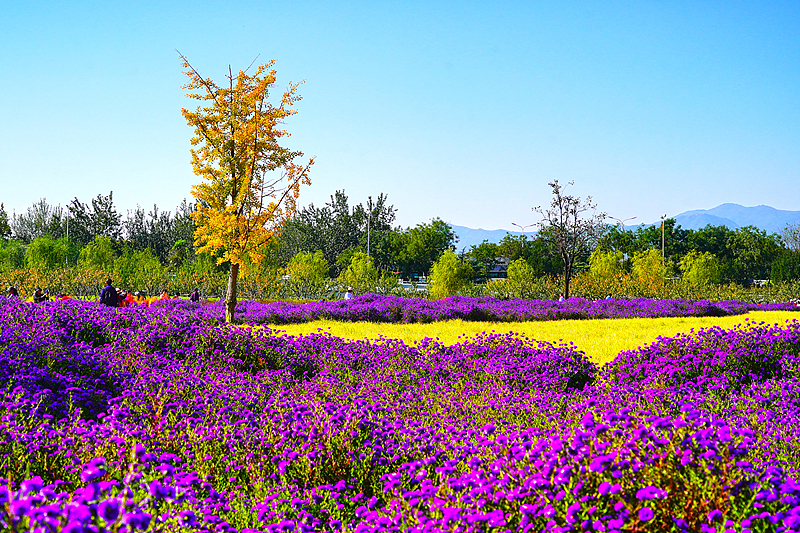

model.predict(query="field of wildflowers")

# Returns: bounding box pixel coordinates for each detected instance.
[167,293,797,326]
[3,296,800,532]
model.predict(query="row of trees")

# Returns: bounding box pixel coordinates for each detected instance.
[0,189,458,282]
[3,186,799,301]
[0,195,196,266]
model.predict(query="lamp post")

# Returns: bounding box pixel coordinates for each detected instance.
[65,203,69,267]
[606,216,636,257]
[366,209,371,258]
[660,214,667,265]
[607,216,636,231]
[512,222,535,236]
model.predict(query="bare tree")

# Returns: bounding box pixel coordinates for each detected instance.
[781,223,800,253]
[535,180,607,299]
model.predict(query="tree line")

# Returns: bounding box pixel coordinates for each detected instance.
[2,187,798,299]
[0,189,462,298]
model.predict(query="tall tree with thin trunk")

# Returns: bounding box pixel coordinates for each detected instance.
[535,180,606,299]
[179,53,314,322]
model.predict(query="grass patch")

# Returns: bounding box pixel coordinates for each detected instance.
[270,310,800,366]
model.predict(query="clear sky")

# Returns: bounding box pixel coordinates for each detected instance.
[2,0,798,230]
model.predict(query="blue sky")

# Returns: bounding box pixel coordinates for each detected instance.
[2,0,798,231]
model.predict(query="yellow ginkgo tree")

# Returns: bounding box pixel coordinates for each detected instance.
[179,53,314,322]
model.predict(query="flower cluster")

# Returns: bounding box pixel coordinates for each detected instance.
[152,293,798,325]
[2,296,800,532]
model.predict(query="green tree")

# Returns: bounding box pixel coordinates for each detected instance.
[78,236,116,271]
[589,249,625,281]
[0,203,11,240]
[771,250,800,281]
[597,224,640,257]
[24,236,75,270]
[12,198,66,243]
[680,251,722,285]
[167,240,190,270]
[399,219,457,278]
[276,190,396,276]
[115,248,166,296]
[727,226,782,281]
[285,251,330,299]
[0,239,25,270]
[428,249,473,299]
[468,240,500,280]
[340,252,380,294]
[68,192,122,247]
[633,218,690,262]
[631,249,665,284]
[503,257,539,299]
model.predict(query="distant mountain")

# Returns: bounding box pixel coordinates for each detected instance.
[449,224,524,250]
[673,213,740,231]
[671,204,800,233]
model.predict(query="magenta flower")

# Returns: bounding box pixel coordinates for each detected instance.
[639,507,654,521]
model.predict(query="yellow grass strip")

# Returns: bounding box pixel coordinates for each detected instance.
[268,310,800,366]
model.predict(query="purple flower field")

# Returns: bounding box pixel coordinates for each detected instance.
[3,297,800,532]
[154,293,799,326]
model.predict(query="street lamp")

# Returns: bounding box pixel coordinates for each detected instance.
[660,214,667,265]
[366,209,371,258]
[607,216,636,231]
[512,222,535,236]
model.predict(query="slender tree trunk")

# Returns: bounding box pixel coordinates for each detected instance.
[563,258,572,299]
[225,262,239,323]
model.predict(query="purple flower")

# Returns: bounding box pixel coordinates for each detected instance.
[636,485,667,500]
[134,443,146,460]
[639,507,654,521]
[80,465,106,483]
[148,479,176,500]
[178,510,198,527]
[62,522,86,533]
[20,476,43,495]
[9,498,32,518]
[98,498,121,522]
[122,512,152,530]
[66,502,93,522]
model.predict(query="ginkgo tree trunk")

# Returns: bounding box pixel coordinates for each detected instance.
[179,53,314,323]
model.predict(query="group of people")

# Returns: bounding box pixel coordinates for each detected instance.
[5,285,62,302]
[99,279,200,307]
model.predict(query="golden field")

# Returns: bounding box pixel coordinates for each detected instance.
[268,310,800,366]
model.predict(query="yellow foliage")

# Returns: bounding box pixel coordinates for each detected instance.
[179,53,314,273]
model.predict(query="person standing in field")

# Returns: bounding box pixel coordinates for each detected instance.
[344,287,354,300]
[6,286,19,298]
[189,288,200,302]
[100,279,119,307]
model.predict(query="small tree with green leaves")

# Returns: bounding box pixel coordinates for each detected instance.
[631,249,666,284]
[285,251,330,299]
[429,249,473,299]
[24,236,75,270]
[340,252,380,294]
[680,251,722,285]
[503,257,539,299]
[78,236,116,271]
[589,249,625,281]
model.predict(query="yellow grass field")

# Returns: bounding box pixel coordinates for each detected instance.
[268,310,800,366]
